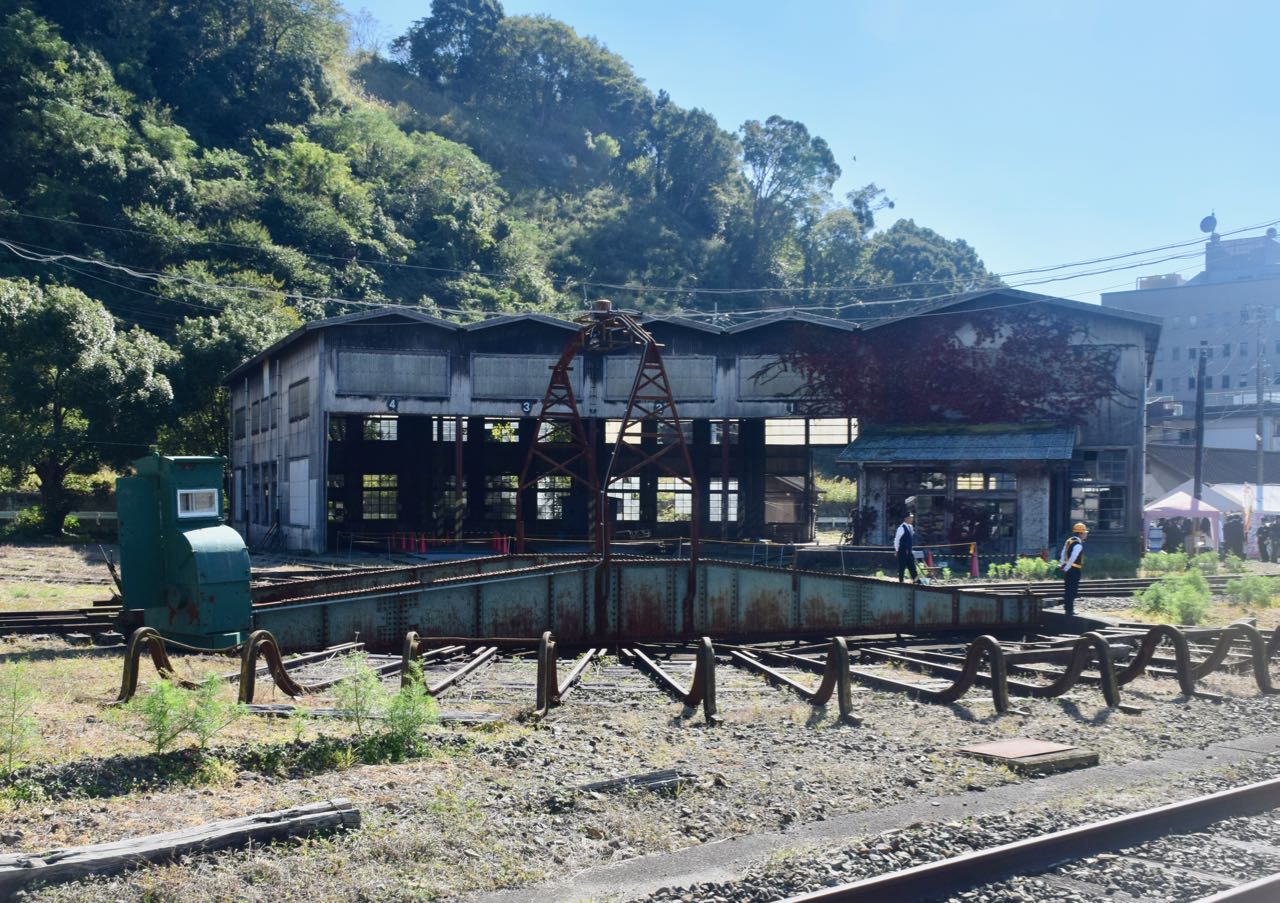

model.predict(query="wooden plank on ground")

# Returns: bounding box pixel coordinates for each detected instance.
[0,798,359,895]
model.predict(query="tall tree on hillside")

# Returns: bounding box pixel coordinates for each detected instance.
[734,116,840,299]
[649,92,740,234]
[395,0,504,87]
[860,219,994,303]
[0,280,174,532]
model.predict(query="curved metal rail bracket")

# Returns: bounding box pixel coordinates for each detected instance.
[1199,622,1279,694]
[626,637,721,724]
[1113,624,1197,696]
[729,637,860,725]
[533,631,600,719]
[1018,631,1121,708]
[114,627,227,704]
[238,629,307,703]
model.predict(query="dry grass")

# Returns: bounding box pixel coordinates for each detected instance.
[0,581,107,613]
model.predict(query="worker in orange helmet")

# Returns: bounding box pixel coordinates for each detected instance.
[1059,522,1088,618]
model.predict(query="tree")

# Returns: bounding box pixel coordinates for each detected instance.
[649,93,740,234]
[734,116,840,299]
[394,0,504,87]
[859,218,995,304]
[0,279,174,532]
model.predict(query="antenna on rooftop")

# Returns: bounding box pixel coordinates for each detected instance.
[1199,212,1218,235]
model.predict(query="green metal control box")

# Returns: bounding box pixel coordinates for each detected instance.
[117,454,251,649]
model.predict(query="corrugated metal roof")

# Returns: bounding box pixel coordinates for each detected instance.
[836,425,1075,464]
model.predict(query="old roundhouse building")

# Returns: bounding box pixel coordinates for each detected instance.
[224,289,1159,559]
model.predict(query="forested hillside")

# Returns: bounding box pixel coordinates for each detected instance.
[0,0,993,529]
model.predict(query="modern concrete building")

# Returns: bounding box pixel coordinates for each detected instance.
[1102,230,1280,412]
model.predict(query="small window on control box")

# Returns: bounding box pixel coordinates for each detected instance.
[177,488,219,518]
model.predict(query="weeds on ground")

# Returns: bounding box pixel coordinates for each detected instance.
[110,677,245,755]
[1224,553,1248,574]
[332,654,386,736]
[0,660,39,775]
[1225,574,1280,608]
[987,557,1054,580]
[1141,551,1188,575]
[1190,552,1221,574]
[1137,571,1211,625]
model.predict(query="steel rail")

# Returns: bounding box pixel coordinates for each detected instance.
[1199,872,1280,901]
[426,647,498,698]
[781,775,1280,902]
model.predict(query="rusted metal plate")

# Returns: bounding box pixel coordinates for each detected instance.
[251,557,1037,648]
[957,738,1097,775]
[736,568,793,632]
[957,594,998,626]
[616,562,672,638]
[912,588,954,628]
[796,573,855,632]
[958,739,1077,759]
[702,565,737,632]
[862,581,913,629]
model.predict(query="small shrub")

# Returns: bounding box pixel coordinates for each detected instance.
[377,663,438,761]
[987,562,1013,579]
[940,566,953,581]
[62,514,81,534]
[0,661,40,775]
[1141,551,1188,575]
[1091,554,1139,579]
[286,705,312,744]
[1137,571,1211,625]
[192,756,237,787]
[113,681,197,755]
[332,654,386,736]
[1223,553,1247,574]
[1013,556,1053,581]
[190,677,244,752]
[1225,575,1280,608]
[1189,552,1220,575]
[2,507,44,540]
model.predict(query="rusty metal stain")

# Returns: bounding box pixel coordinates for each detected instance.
[707,593,734,630]
[800,594,841,628]
[622,584,669,637]
[958,595,998,625]
[915,593,953,627]
[741,592,789,631]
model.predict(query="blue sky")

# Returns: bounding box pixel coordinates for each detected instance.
[345,1,1279,304]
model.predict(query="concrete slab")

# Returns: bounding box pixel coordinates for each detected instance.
[956,738,1098,775]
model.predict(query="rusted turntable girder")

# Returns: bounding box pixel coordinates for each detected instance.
[516,300,700,636]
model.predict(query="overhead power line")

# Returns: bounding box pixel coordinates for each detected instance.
[3,207,1277,307]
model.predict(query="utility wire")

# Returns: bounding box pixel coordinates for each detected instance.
[4,207,1276,305]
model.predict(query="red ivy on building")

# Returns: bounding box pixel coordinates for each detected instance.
[778,306,1127,425]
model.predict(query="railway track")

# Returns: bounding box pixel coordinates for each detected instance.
[0,604,121,636]
[781,776,1280,902]
[965,574,1236,598]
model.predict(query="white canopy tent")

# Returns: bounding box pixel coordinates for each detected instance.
[1143,487,1228,549]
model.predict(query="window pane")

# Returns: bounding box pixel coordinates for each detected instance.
[363,415,398,441]
[657,476,692,522]
[536,475,571,519]
[485,475,517,519]
[362,473,397,520]
[607,476,640,521]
